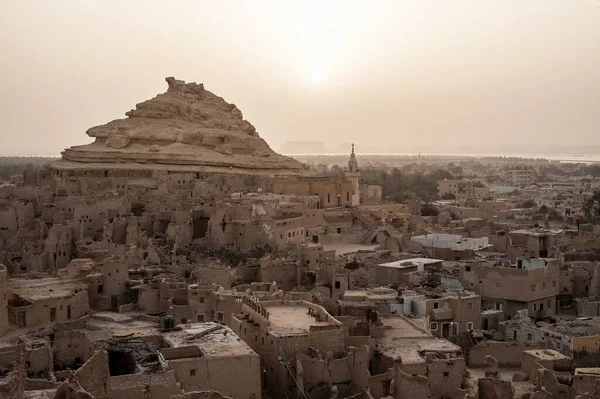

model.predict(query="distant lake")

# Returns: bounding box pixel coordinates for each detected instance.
[287,153,600,164]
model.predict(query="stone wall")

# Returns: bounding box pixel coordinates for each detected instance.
[575,297,600,317]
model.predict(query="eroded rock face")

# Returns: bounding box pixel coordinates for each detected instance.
[49,77,309,176]
[105,133,130,149]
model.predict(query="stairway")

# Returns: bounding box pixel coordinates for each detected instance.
[349,207,397,244]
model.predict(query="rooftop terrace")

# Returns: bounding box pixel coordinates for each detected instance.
[8,277,87,302]
[376,316,462,364]
[162,322,257,358]
[263,304,337,335]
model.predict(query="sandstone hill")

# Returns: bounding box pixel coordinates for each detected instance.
[49,77,309,176]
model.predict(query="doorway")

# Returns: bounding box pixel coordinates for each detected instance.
[442,323,450,338]
[17,311,26,328]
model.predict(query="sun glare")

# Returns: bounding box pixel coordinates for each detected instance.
[310,71,324,82]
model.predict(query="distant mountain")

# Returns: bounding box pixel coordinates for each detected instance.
[279,141,328,154]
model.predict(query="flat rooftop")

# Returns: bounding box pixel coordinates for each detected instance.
[343,287,398,301]
[505,316,600,338]
[378,258,443,269]
[575,368,600,376]
[523,349,570,361]
[509,228,563,236]
[376,316,462,364]
[8,277,88,301]
[161,322,257,358]
[542,317,600,337]
[263,304,337,335]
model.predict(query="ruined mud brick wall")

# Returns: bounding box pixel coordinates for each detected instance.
[168,354,261,399]
[468,341,544,368]
[110,370,183,399]
[424,357,466,399]
[394,368,431,399]
[503,323,572,355]
[575,297,600,317]
[297,345,370,391]
[211,293,246,324]
[193,267,232,288]
[259,258,299,291]
[521,350,573,379]
[7,290,90,328]
[307,326,346,353]
[572,369,600,395]
[137,281,163,313]
[0,265,7,334]
[53,330,95,370]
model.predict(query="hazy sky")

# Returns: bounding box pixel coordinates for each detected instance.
[1,0,599,155]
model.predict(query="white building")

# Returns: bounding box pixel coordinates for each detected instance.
[411,234,490,251]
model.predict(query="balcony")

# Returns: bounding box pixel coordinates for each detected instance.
[430,308,454,320]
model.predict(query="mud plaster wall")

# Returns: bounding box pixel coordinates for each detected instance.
[111,370,182,399]
[169,355,261,399]
[53,330,94,369]
[468,341,544,368]
[298,346,370,389]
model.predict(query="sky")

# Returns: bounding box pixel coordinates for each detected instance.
[1,0,599,155]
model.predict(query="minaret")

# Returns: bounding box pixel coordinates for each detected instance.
[345,143,361,206]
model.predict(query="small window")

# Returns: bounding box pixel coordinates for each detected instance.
[430,322,438,331]
[217,312,224,322]
[581,346,587,352]
[190,369,196,377]
[50,308,56,322]
[97,284,103,293]
[467,303,473,309]
[527,333,533,341]
[335,281,341,289]
[547,299,552,308]
[433,302,439,309]
[465,266,471,272]
[552,280,556,287]
[531,284,535,292]
[199,297,205,304]
[466,322,473,331]
[542,282,546,289]
[197,314,204,322]
[443,372,449,378]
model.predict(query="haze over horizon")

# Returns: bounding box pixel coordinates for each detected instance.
[1,0,599,156]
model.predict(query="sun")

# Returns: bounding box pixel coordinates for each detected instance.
[310,71,324,82]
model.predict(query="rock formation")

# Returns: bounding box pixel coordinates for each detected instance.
[49,77,309,176]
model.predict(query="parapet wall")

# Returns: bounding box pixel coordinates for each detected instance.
[468,341,544,368]
[258,299,342,326]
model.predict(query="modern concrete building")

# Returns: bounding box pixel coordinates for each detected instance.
[437,179,475,199]
[505,168,536,186]
[460,258,560,318]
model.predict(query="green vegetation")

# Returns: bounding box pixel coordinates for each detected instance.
[582,190,600,223]
[360,166,454,202]
[0,157,55,181]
